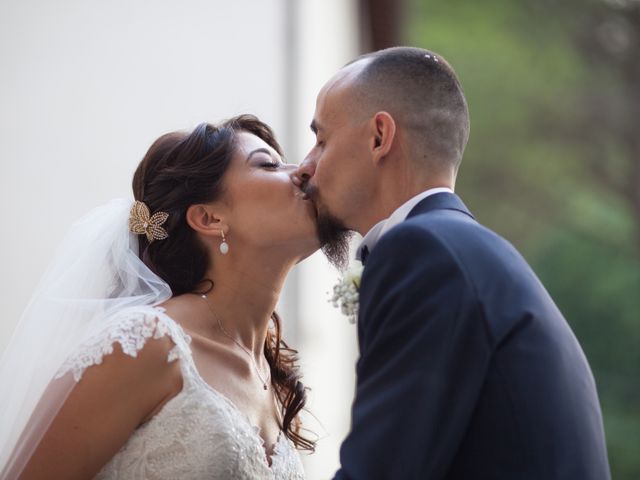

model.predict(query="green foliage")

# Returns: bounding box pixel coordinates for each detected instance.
[408,1,640,478]
[535,231,640,479]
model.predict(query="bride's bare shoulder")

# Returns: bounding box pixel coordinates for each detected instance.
[159,293,193,313]
[158,293,204,330]
[20,330,183,480]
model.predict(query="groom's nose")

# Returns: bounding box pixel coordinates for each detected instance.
[291,156,316,188]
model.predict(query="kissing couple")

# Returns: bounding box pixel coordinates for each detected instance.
[0,47,610,480]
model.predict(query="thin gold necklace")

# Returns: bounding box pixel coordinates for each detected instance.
[200,293,270,390]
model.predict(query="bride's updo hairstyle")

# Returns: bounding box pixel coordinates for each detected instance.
[132,115,314,451]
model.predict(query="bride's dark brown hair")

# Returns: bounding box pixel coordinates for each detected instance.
[132,114,314,451]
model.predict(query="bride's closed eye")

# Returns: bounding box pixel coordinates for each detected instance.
[247,148,284,169]
[260,160,283,169]
[258,153,287,170]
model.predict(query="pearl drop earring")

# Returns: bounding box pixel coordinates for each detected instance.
[219,231,229,255]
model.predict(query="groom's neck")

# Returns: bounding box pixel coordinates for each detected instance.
[355,170,455,235]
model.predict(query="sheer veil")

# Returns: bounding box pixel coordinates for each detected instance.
[0,198,171,478]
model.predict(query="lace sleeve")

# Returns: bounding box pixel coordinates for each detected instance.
[55,307,191,383]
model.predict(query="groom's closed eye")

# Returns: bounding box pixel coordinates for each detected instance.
[309,122,326,150]
[310,119,326,137]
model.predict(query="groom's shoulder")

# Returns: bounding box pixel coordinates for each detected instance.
[367,212,476,277]
[383,206,496,252]
[376,207,526,278]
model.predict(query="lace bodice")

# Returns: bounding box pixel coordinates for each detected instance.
[56,306,306,480]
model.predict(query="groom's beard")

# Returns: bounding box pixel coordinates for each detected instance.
[316,207,353,270]
[304,184,353,270]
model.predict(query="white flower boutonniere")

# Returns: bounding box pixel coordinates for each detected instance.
[329,264,363,324]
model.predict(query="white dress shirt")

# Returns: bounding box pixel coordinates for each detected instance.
[356,187,454,262]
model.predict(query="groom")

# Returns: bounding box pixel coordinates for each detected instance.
[292,47,611,479]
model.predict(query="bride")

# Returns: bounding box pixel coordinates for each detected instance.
[0,115,325,479]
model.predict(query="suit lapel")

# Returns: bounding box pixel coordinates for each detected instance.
[406,192,475,221]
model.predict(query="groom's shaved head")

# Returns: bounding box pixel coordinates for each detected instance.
[297,46,471,242]
[342,47,470,172]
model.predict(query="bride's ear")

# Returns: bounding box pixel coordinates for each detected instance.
[185,204,227,239]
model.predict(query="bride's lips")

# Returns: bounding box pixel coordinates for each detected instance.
[294,189,318,217]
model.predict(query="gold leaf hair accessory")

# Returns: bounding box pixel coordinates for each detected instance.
[128,200,169,242]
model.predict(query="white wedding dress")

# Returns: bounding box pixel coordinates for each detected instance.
[56,305,306,480]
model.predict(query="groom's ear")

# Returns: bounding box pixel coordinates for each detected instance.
[186,204,227,240]
[370,111,396,164]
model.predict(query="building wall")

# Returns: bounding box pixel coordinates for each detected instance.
[285,3,360,477]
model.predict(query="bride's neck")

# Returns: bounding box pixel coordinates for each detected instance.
[200,251,294,356]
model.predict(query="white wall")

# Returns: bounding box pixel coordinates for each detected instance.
[288,1,360,478]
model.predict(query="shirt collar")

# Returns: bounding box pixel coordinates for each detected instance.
[355,187,454,262]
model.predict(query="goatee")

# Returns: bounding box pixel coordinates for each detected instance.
[316,207,353,271]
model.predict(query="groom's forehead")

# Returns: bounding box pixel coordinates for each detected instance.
[316,59,371,116]
[326,58,370,92]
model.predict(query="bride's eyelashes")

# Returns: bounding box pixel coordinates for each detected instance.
[254,154,286,170]
[259,160,284,169]
[247,148,284,169]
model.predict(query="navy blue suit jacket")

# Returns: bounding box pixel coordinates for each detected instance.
[334,193,610,480]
